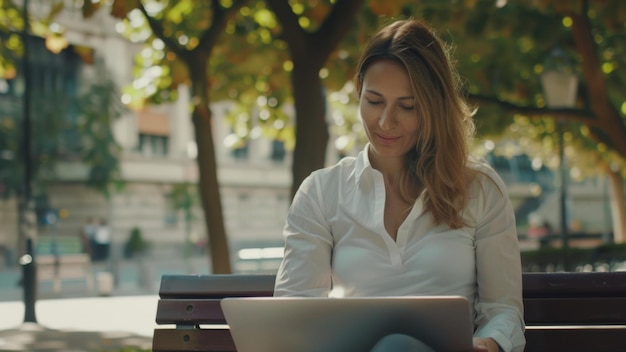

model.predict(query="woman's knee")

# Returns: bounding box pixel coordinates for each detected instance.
[370,334,435,352]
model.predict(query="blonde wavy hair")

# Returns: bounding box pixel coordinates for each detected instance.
[355,19,477,229]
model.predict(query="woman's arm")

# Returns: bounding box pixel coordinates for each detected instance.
[274,174,334,297]
[472,170,526,352]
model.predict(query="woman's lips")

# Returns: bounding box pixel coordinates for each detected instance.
[377,134,400,144]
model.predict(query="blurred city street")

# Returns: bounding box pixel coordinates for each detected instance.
[0,255,212,351]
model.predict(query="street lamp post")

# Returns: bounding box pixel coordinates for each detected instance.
[19,0,38,323]
[540,68,578,266]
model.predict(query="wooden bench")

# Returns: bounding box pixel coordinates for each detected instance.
[152,272,626,352]
[37,253,94,293]
[35,235,94,293]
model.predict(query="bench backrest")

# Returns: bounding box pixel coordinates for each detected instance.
[153,272,626,352]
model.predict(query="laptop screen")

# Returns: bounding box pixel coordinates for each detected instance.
[221,296,473,352]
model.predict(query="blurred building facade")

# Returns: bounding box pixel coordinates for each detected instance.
[0,1,615,272]
[0,1,294,272]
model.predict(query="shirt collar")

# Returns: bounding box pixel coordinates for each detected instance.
[354,143,375,185]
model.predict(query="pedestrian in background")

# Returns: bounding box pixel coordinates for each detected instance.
[81,217,97,257]
[93,218,112,261]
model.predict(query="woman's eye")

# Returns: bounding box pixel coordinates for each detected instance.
[366,99,383,105]
[399,105,415,111]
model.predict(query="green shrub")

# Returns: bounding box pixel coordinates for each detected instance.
[123,227,150,258]
[522,243,626,272]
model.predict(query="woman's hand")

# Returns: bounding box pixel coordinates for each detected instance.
[473,337,500,352]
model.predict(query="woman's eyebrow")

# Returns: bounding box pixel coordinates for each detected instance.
[364,90,414,101]
[364,89,382,97]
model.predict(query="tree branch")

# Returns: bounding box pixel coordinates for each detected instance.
[312,0,365,65]
[137,1,188,60]
[193,0,249,57]
[268,0,364,67]
[266,0,309,58]
[563,3,626,158]
[468,93,599,126]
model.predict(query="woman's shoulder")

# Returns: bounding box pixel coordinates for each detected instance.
[467,155,497,175]
[309,155,359,179]
[294,156,359,211]
[300,156,359,191]
[466,155,508,195]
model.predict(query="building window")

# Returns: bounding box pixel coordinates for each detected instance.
[136,109,170,157]
[32,37,82,153]
[270,140,286,162]
[138,133,169,157]
[231,142,249,160]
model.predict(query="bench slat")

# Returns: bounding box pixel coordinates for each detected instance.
[525,297,626,324]
[153,328,235,352]
[153,327,626,352]
[159,275,275,299]
[156,299,225,324]
[157,296,626,326]
[525,327,626,352]
[154,273,626,352]
[522,272,626,298]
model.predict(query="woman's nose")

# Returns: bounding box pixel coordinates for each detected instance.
[379,107,396,129]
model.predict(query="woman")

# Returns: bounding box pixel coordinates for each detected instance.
[274,19,525,352]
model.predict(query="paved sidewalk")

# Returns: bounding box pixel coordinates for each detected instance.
[0,295,159,351]
[0,253,214,351]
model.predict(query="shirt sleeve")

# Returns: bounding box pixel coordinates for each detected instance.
[274,173,334,297]
[471,172,526,352]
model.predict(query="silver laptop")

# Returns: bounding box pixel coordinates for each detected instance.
[221,296,474,352]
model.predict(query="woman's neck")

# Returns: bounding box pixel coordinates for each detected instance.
[370,154,422,200]
[370,156,404,183]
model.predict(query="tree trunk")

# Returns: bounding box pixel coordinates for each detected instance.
[567,6,626,244]
[568,8,626,158]
[189,58,231,274]
[267,0,365,199]
[290,62,330,198]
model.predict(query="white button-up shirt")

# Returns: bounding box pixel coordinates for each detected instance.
[274,146,526,352]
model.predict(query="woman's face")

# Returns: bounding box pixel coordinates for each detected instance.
[359,59,419,164]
